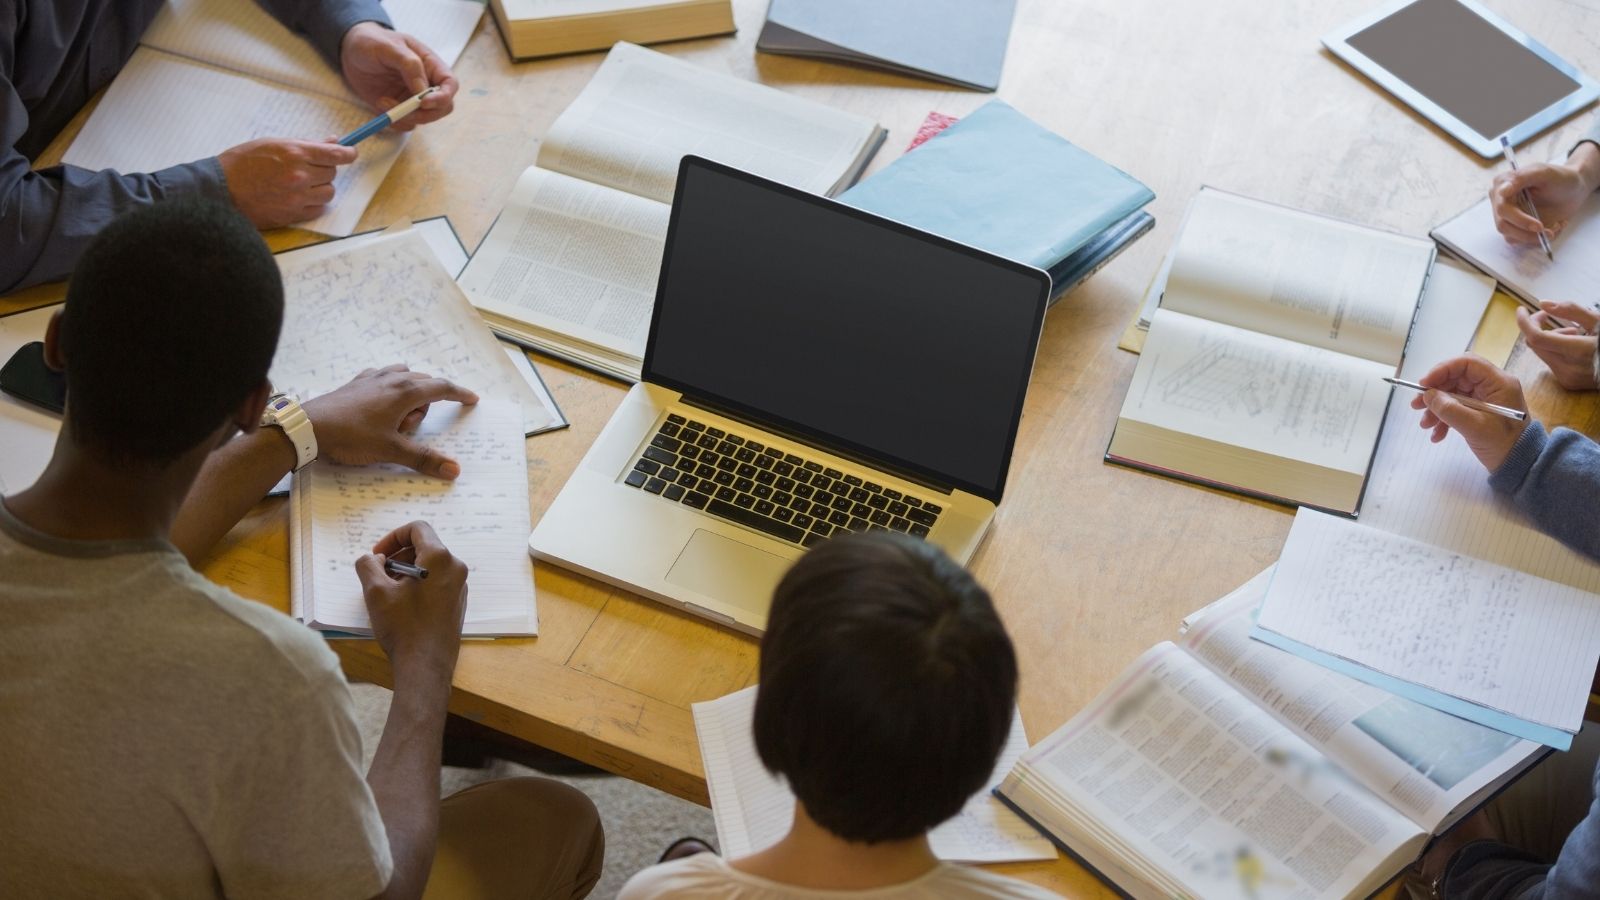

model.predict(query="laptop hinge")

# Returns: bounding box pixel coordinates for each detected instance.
[677,395,957,497]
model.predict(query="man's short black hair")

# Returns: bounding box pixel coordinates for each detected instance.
[753,533,1018,844]
[61,199,283,467]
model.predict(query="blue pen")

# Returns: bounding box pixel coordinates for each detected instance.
[338,86,439,147]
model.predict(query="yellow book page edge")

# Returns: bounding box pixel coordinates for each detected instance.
[1470,289,1521,367]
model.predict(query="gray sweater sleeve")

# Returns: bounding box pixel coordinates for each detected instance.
[1487,422,1600,562]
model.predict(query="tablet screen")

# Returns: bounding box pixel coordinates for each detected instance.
[1347,0,1579,139]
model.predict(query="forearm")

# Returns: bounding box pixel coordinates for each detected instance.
[254,0,392,69]
[1489,423,1600,562]
[1,158,229,294]
[171,427,295,564]
[365,670,451,900]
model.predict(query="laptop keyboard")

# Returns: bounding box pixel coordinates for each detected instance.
[623,414,944,549]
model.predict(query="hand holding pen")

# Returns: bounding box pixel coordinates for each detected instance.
[1398,355,1530,473]
[1516,299,1600,391]
[1499,137,1553,260]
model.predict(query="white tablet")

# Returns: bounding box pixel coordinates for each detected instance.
[1324,0,1598,157]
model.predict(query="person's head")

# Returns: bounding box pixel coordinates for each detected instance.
[753,532,1018,845]
[47,199,283,470]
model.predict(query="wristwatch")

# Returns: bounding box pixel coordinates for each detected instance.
[261,393,318,471]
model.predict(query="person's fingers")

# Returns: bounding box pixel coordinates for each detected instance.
[355,552,393,590]
[303,162,339,187]
[387,38,430,95]
[400,376,480,408]
[1542,299,1600,331]
[300,141,359,166]
[305,183,335,206]
[392,434,463,480]
[400,406,428,432]
[402,520,453,564]
[376,363,412,375]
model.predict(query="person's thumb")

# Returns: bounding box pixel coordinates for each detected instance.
[392,435,462,480]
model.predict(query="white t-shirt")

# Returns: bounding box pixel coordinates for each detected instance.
[618,853,1061,899]
[0,502,392,899]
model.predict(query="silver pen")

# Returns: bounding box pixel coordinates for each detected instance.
[1384,377,1527,421]
[1500,136,1554,261]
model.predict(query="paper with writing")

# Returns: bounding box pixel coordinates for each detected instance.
[1256,510,1600,733]
[293,399,536,636]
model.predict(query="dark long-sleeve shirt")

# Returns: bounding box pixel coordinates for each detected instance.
[1,0,389,294]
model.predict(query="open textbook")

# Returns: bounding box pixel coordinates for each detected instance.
[996,569,1546,900]
[62,0,483,237]
[1106,188,1436,515]
[1432,189,1600,311]
[291,399,538,637]
[457,42,887,382]
[1255,509,1600,749]
[693,686,1056,864]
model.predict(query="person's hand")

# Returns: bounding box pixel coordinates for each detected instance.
[355,521,469,683]
[218,139,357,228]
[1411,354,1530,473]
[340,22,457,129]
[301,365,479,478]
[1489,144,1600,247]
[1517,299,1599,390]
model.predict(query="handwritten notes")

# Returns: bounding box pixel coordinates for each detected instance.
[1256,510,1600,733]
[271,229,556,435]
[293,399,536,636]
[692,686,1055,863]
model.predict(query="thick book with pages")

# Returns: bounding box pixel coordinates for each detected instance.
[61,0,482,237]
[456,42,887,382]
[996,569,1546,900]
[1106,188,1435,515]
[488,0,734,60]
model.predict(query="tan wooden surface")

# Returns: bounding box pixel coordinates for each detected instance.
[10,0,1600,895]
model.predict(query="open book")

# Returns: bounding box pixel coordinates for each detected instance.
[62,0,483,237]
[1106,188,1436,515]
[457,42,887,382]
[694,686,1055,864]
[291,399,538,637]
[996,569,1546,900]
[1254,508,1600,749]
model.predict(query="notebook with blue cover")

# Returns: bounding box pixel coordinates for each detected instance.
[757,0,1016,92]
[837,101,1155,303]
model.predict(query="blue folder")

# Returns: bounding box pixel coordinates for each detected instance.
[837,101,1155,301]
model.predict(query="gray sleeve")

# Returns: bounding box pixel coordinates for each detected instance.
[1487,422,1600,562]
[253,0,393,70]
[0,81,233,294]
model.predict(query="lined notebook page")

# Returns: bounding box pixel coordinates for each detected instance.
[295,400,536,636]
[1361,401,1600,595]
[1258,510,1600,732]
[61,48,400,237]
[142,0,484,102]
[692,686,1055,863]
[270,229,554,435]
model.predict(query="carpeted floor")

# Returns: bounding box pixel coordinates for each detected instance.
[348,682,715,900]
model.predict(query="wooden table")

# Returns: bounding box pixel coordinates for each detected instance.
[10,0,1600,894]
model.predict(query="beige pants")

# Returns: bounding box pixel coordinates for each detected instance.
[422,777,605,900]
[1482,722,1600,862]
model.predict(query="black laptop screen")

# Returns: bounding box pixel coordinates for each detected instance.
[642,159,1048,502]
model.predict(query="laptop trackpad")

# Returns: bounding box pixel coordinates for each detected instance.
[665,530,790,615]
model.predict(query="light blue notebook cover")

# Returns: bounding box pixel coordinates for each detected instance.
[837,101,1154,280]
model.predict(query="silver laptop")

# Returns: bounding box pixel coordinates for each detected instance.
[529,157,1049,634]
